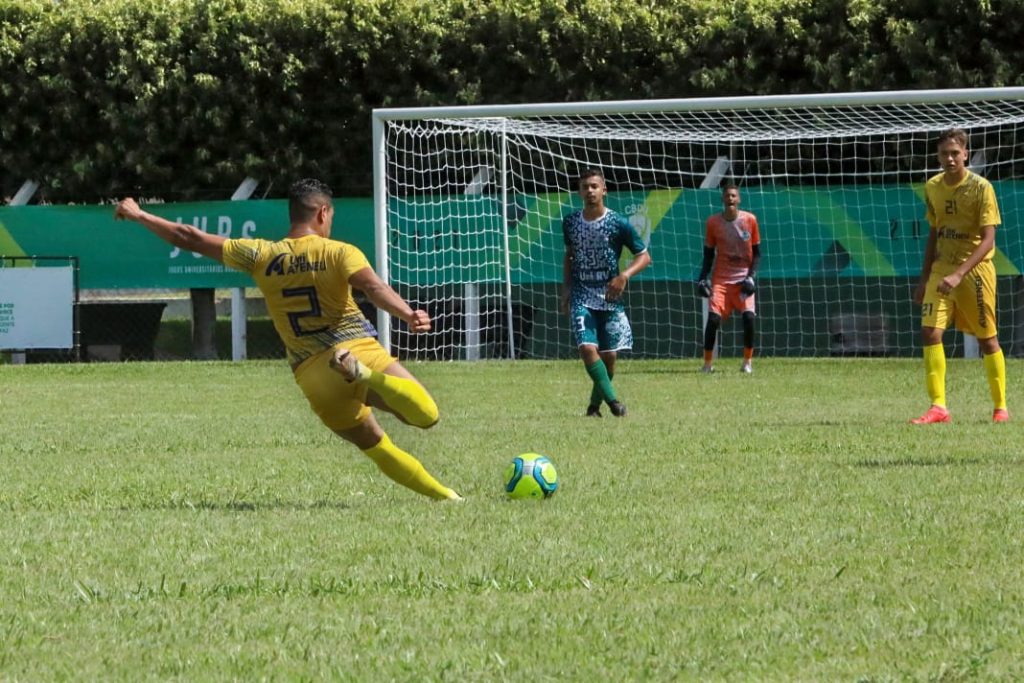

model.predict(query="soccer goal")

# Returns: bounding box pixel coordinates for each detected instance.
[372,88,1024,360]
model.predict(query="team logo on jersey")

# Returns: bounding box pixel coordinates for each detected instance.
[937,227,970,240]
[738,229,751,241]
[264,253,327,276]
[266,253,287,276]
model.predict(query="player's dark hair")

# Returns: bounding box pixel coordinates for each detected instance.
[721,181,740,194]
[936,128,969,149]
[288,178,333,223]
[578,168,605,185]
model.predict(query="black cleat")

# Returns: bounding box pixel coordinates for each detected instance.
[607,400,627,417]
[585,404,602,417]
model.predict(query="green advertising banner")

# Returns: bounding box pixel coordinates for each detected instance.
[1,183,1020,290]
[388,182,1022,286]
[0,199,376,289]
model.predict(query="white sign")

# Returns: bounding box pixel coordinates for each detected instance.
[0,267,74,349]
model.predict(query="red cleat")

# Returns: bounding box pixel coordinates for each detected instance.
[910,405,951,424]
[993,408,1010,423]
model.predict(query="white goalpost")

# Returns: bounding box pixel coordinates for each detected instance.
[372,88,1024,361]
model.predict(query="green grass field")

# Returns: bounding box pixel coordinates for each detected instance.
[2,357,1022,681]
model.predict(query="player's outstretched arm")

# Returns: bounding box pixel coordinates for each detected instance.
[349,266,431,333]
[114,198,226,262]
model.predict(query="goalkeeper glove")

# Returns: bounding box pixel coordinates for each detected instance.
[740,276,756,296]
[696,279,711,298]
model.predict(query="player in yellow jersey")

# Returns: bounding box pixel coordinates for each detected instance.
[115,179,463,499]
[911,128,1008,424]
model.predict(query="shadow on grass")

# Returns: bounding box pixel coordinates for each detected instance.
[122,499,353,512]
[747,419,873,427]
[627,366,730,375]
[849,455,1024,468]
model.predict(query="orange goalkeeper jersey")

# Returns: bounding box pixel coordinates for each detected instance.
[705,210,761,284]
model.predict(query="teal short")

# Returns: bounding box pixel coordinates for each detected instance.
[569,305,633,352]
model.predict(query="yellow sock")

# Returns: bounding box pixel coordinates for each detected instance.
[362,434,458,500]
[983,348,1007,411]
[923,343,946,408]
[363,372,439,428]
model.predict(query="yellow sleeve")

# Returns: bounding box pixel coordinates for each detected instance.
[980,182,1001,228]
[335,242,372,280]
[221,238,264,274]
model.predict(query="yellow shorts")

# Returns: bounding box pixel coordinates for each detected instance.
[921,260,997,339]
[293,337,396,431]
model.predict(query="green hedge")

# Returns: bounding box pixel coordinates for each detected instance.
[2,0,1022,202]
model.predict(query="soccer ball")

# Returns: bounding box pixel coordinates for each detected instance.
[504,454,558,499]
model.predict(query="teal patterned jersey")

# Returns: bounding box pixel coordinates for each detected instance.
[563,208,648,311]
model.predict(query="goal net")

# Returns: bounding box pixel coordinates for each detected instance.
[372,89,1024,360]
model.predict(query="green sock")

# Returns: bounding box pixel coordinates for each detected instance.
[589,369,613,407]
[585,359,617,404]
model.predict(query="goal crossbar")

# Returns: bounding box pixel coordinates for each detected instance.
[372,87,1024,121]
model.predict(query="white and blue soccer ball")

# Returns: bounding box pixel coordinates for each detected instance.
[504,454,558,499]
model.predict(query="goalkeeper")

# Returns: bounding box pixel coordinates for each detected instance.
[696,183,762,374]
[115,179,462,501]
[561,168,651,417]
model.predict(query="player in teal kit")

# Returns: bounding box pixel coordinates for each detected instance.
[561,168,652,417]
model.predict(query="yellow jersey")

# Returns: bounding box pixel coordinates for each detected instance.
[222,235,377,367]
[924,170,1001,275]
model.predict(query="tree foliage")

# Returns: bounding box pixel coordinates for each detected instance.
[1,0,1022,202]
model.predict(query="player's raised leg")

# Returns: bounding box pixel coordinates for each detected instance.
[298,347,458,500]
[337,416,460,500]
[331,347,439,428]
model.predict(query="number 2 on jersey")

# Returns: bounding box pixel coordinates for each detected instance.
[283,286,329,336]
